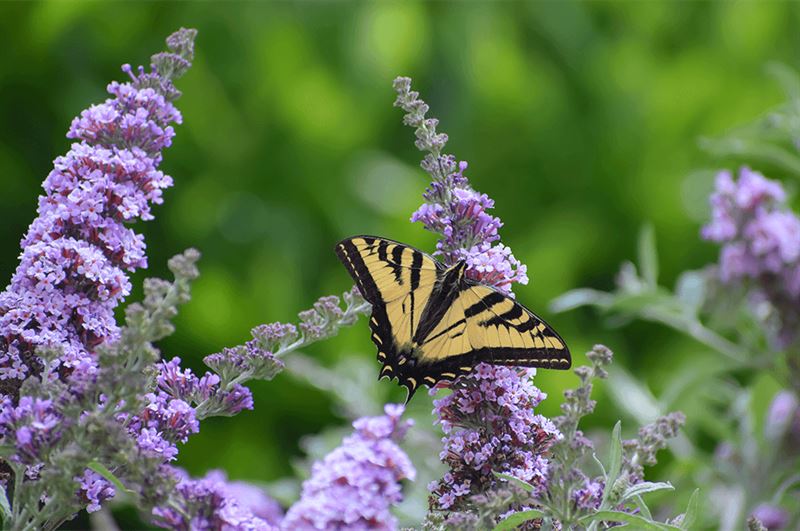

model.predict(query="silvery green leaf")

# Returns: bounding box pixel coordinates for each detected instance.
[493,509,545,531]
[0,484,11,523]
[766,62,800,101]
[675,270,707,315]
[580,510,681,530]
[638,224,658,288]
[622,481,674,503]
[493,471,534,492]
[549,288,613,313]
[601,421,623,508]
[634,494,653,520]
[606,366,661,426]
[680,489,700,530]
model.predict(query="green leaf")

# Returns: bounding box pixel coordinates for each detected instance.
[549,288,613,313]
[607,421,622,481]
[680,489,700,530]
[592,452,607,479]
[88,460,136,497]
[634,494,653,520]
[600,421,623,509]
[580,510,681,530]
[493,471,534,493]
[674,270,706,316]
[638,224,658,288]
[605,366,660,426]
[0,483,11,523]
[766,62,800,101]
[493,509,545,531]
[622,481,674,502]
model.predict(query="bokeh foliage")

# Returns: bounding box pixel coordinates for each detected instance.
[1,1,799,528]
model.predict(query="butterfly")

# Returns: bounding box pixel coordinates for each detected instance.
[335,236,571,402]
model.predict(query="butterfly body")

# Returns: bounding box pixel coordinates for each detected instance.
[336,236,570,401]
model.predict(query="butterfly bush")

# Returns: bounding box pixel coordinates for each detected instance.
[395,78,685,529]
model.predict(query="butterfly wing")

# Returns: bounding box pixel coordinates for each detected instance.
[335,236,442,394]
[411,283,570,387]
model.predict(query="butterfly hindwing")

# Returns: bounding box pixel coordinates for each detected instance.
[335,235,571,402]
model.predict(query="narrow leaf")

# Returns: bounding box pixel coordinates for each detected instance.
[634,494,653,520]
[592,452,607,479]
[0,484,11,522]
[638,224,659,287]
[601,421,623,509]
[622,481,674,502]
[493,509,545,531]
[581,510,680,530]
[680,489,700,530]
[549,288,613,313]
[493,471,534,493]
[608,421,623,484]
[88,460,135,496]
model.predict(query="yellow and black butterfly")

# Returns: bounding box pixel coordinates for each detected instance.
[335,236,571,402]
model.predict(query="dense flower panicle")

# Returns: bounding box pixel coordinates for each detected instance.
[429,364,561,511]
[394,78,527,293]
[152,469,277,531]
[281,404,416,530]
[0,39,189,400]
[0,28,198,526]
[702,167,800,347]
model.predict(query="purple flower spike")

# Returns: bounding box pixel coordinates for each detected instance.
[702,166,800,348]
[282,404,415,530]
[0,32,191,401]
[395,77,526,294]
[429,364,560,510]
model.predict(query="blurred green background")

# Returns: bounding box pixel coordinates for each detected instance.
[1,1,799,527]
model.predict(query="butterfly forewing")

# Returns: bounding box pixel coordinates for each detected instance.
[335,236,440,380]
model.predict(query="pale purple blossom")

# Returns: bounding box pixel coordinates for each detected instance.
[76,470,116,513]
[281,404,415,530]
[702,167,800,348]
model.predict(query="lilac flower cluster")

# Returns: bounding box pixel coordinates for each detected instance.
[152,469,280,531]
[394,78,528,293]
[702,167,800,348]
[429,365,561,511]
[282,404,416,529]
[0,29,194,401]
